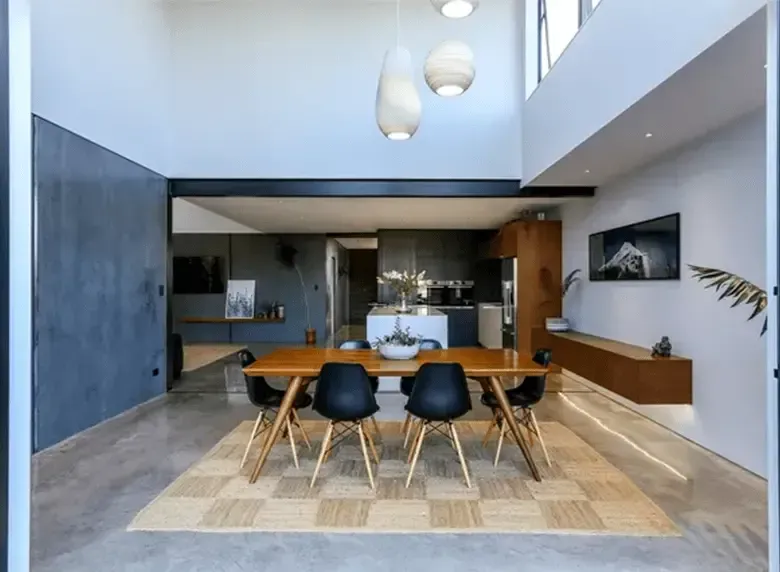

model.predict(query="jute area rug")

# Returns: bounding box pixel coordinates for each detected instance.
[129,420,679,536]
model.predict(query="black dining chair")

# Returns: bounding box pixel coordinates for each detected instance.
[237,349,313,470]
[310,362,381,490]
[481,348,552,467]
[400,339,443,447]
[338,339,382,439]
[404,362,473,488]
[338,340,379,392]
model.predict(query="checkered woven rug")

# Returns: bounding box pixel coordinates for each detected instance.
[128,420,678,535]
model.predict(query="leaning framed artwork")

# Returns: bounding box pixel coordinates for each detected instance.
[225,280,256,319]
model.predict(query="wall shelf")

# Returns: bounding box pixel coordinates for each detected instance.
[180,317,285,324]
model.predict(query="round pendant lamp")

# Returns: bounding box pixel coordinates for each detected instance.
[431,0,479,19]
[376,46,422,140]
[424,40,475,97]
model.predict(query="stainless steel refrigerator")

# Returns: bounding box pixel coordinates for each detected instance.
[501,257,517,350]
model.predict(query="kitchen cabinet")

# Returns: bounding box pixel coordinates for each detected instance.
[443,308,478,347]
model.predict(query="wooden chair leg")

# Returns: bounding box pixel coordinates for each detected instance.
[449,423,472,489]
[310,421,334,488]
[407,420,424,463]
[292,409,312,451]
[240,409,265,469]
[482,410,499,447]
[494,418,506,467]
[370,415,382,442]
[403,415,417,449]
[401,411,412,436]
[286,417,299,469]
[357,422,376,490]
[405,422,427,488]
[362,420,380,463]
[529,410,552,467]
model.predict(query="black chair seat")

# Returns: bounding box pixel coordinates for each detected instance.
[400,376,415,397]
[400,339,442,398]
[480,389,535,409]
[339,340,379,393]
[257,390,313,409]
[314,362,379,421]
[238,349,312,410]
[406,363,471,422]
[480,349,552,411]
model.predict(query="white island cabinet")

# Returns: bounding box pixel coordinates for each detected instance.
[366,306,448,392]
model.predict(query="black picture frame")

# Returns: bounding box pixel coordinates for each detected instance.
[588,213,681,282]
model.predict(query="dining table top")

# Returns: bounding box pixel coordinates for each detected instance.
[242,347,548,378]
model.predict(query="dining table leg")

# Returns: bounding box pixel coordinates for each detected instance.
[249,375,306,483]
[488,375,542,482]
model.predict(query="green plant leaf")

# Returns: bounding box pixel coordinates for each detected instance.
[688,264,767,336]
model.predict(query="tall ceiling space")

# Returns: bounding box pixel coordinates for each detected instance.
[166,0,524,178]
[32,0,525,179]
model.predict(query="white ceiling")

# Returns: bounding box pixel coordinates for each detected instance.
[181,196,574,233]
[530,8,767,186]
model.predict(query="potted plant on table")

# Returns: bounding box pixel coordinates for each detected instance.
[377,269,426,313]
[373,317,423,360]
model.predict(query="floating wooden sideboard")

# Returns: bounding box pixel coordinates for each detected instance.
[532,329,692,405]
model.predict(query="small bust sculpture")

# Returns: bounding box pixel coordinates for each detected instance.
[651,336,673,358]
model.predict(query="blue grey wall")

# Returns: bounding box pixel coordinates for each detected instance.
[173,233,327,343]
[33,118,168,452]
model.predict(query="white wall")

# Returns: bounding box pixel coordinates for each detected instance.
[561,110,767,476]
[173,199,260,234]
[166,0,523,178]
[523,0,764,183]
[31,0,171,174]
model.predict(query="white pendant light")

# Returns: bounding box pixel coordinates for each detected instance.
[376,46,422,140]
[376,0,421,141]
[424,40,475,97]
[431,0,479,19]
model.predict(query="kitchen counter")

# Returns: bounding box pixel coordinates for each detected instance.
[367,306,445,317]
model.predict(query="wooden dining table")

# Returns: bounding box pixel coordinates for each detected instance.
[242,347,548,482]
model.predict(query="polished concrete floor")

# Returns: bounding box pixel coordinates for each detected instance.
[31,353,768,572]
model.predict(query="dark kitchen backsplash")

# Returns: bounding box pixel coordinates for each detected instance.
[377,229,497,303]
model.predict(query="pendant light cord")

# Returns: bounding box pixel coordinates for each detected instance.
[395,0,401,47]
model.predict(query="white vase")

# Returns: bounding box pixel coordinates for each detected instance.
[379,343,420,360]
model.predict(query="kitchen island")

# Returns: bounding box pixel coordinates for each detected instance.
[366,306,448,392]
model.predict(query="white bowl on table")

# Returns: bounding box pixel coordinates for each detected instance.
[378,343,420,360]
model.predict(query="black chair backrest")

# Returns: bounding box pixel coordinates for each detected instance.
[406,362,471,421]
[419,339,443,350]
[237,349,276,406]
[516,348,552,403]
[339,340,372,350]
[313,362,379,421]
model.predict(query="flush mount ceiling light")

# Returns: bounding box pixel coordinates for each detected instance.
[424,40,475,97]
[431,0,479,19]
[376,0,421,140]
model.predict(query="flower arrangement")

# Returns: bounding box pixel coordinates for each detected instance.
[374,317,422,348]
[376,269,427,297]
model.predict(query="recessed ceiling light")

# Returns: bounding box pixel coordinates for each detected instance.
[645,132,653,138]
[584,169,591,174]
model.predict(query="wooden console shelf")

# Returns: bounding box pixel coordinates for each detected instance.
[532,329,692,405]
[180,317,285,324]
